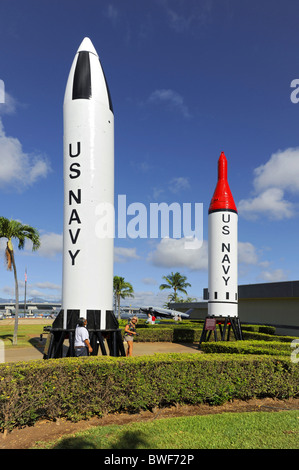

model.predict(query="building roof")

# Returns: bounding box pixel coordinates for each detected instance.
[203,280,299,300]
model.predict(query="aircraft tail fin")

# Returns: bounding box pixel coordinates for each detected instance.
[184,308,193,317]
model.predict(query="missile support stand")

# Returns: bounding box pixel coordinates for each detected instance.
[198,315,243,347]
[43,310,125,359]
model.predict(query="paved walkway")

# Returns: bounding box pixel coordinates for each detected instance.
[2,341,201,363]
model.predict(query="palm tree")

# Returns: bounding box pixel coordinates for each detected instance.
[0,217,40,345]
[159,271,191,303]
[164,295,197,307]
[113,276,134,320]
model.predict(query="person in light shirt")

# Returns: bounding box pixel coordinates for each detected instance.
[74,317,93,357]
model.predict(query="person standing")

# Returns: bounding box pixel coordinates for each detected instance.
[124,316,138,357]
[74,317,93,357]
[146,313,153,324]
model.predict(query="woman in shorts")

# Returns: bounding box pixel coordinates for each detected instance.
[124,316,138,356]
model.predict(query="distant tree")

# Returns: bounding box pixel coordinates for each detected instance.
[159,271,191,303]
[0,217,40,345]
[175,296,197,303]
[163,295,197,308]
[113,276,134,320]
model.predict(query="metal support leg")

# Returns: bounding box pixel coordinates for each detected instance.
[112,331,117,357]
[117,330,126,356]
[218,322,223,339]
[213,328,217,341]
[230,317,239,341]
[237,317,243,340]
[66,331,75,357]
[198,319,207,347]
[96,331,107,355]
[53,331,67,358]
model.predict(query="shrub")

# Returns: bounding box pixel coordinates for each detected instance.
[118,322,290,343]
[118,322,298,344]
[259,326,276,335]
[200,340,292,356]
[0,354,298,432]
[120,327,203,343]
[242,331,297,342]
[241,324,276,335]
[135,328,173,342]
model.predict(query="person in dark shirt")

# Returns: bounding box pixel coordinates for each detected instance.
[124,316,138,356]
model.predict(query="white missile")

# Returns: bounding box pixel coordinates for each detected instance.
[208,152,238,317]
[62,37,114,330]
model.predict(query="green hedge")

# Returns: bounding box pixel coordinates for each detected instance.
[242,331,297,342]
[200,340,292,356]
[241,324,276,334]
[132,327,202,343]
[1,354,298,432]
[120,326,297,344]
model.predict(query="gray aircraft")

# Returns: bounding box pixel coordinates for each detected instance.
[140,306,193,320]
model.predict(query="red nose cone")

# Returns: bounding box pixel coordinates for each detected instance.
[208,152,237,214]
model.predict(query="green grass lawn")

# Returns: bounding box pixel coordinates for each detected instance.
[0,323,51,348]
[33,410,299,449]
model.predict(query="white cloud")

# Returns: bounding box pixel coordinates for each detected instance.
[151,187,165,200]
[160,0,213,33]
[148,237,208,271]
[114,246,140,263]
[238,241,259,265]
[259,260,271,268]
[142,277,158,285]
[148,89,191,118]
[148,238,261,271]
[253,148,299,193]
[238,188,294,220]
[0,119,50,191]
[149,176,190,201]
[2,229,62,258]
[238,148,299,220]
[165,8,191,32]
[122,289,169,308]
[105,4,120,25]
[37,233,63,258]
[1,282,61,301]
[258,269,288,282]
[237,242,289,282]
[34,282,61,290]
[0,91,19,115]
[168,177,190,193]
[131,160,152,173]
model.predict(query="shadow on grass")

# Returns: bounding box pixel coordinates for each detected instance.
[110,430,151,449]
[52,430,151,450]
[0,333,28,346]
[29,337,45,349]
[52,436,97,449]
[0,334,14,344]
[28,337,69,357]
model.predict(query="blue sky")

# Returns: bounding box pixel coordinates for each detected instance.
[0,0,299,307]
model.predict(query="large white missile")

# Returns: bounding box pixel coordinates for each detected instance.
[208,152,238,317]
[62,37,114,330]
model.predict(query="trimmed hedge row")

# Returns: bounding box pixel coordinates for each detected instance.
[241,324,276,334]
[242,331,297,343]
[200,340,292,356]
[119,326,297,344]
[132,327,202,343]
[1,354,298,432]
